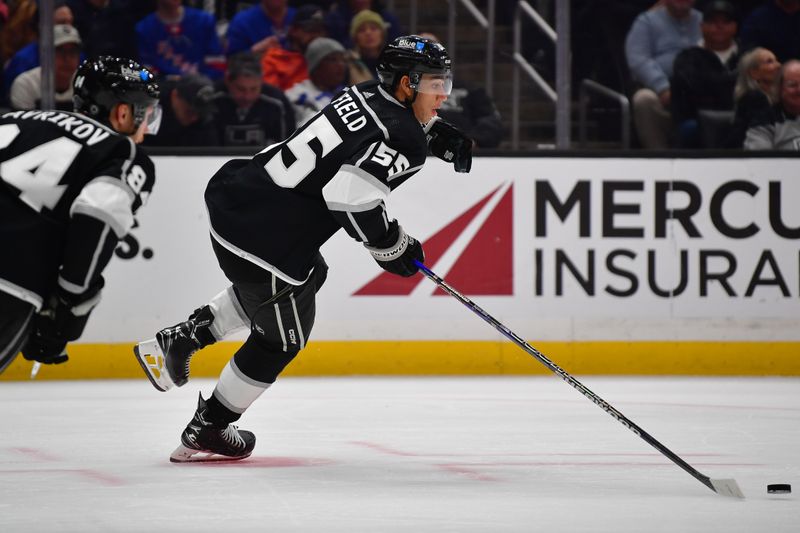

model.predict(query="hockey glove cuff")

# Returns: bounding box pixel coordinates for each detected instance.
[365,221,424,277]
[21,280,104,365]
[427,118,473,173]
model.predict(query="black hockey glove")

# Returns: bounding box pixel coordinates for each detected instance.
[21,280,104,365]
[427,118,473,173]
[364,221,424,277]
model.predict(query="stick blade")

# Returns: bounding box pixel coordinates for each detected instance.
[710,478,745,499]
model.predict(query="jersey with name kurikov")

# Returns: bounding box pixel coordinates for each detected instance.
[0,109,155,309]
[206,79,432,285]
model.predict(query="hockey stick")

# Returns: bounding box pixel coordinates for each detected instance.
[413,260,744,499]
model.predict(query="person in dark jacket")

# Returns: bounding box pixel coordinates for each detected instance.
[670,1,740,148]
[213,52,296,146]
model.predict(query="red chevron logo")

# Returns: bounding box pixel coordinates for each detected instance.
[354,183,513,296]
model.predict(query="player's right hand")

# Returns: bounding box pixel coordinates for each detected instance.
[365,221,424,277]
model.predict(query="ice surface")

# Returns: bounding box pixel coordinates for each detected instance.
[1,376,798,532]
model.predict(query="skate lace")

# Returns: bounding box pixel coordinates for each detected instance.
[221,424,246,449]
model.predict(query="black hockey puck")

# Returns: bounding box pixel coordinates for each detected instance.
[767,484,791,494]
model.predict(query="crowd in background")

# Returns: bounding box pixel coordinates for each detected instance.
[0,0,798,151]
[0,0,504,150]
[574,0,799,150]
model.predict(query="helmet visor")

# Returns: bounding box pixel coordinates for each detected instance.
[414,71,453,95]
[143,103,162,136]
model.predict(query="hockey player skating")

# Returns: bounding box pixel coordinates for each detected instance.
[134,35,473,463]
[0,57,161,375]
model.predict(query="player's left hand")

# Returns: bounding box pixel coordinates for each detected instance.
[21,282,103,365]
[21,307,69,365]
[427,118,473,173]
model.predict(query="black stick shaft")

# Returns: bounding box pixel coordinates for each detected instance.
[414,261,716,494]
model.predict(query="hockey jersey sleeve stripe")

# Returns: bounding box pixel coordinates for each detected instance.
[387,163,424,183]
[57,224,111,294]
[70,176,136,237]
[322,164,390,212]
[0,277,44,311]
[351,86,389,141]
[346,211,369,242]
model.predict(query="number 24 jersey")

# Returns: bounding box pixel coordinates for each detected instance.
[0,109,155,309]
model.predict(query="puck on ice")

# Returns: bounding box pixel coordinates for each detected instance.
[767,484,791,494]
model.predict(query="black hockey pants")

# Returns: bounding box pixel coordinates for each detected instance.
[211,238,328,385]
[0,291,35,374]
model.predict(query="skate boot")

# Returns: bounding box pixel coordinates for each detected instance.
[134,306,215,392]
[170,394,256,463]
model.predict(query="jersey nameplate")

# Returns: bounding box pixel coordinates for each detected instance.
[2,110,111,146]
[330,91,367,132]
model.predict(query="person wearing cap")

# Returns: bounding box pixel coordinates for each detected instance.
[285,37,347,126]
[325,0,402,49]
[9,24,82,111]
[740,0,800,64]
[670,0,740,148]
[259,3,327,91]
[346,9,387,84]
[625,0,702,149]
[145,73,220,147]
[136,0,225,80]
[226,0,295,56]
[212,51,296,146]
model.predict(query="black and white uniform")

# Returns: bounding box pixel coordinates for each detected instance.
[0,109,155,372]
[202,80,432,418]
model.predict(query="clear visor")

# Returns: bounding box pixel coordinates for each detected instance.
[141,103,162,136]
[414,72,453,95]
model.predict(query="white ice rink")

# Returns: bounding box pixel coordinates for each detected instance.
[1,376,798,532]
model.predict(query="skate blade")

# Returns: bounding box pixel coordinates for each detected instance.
[133,339,174,392]
[169,444,253,463]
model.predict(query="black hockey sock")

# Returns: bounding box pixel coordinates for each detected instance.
[204,393,242,426]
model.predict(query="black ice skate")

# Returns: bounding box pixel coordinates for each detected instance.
[133,307,214,392]
[170,394,256,463]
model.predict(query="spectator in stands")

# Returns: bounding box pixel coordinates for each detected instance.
[9,24,81,111]
[2,1,74,103]
[136,0,225,80]
[670,1,740,148]
[260,4,326,91]
[744,60,800,150]
[213,52,295,146]
[740,0,800,64]
[285,37,346,125]
[226,0,295,56]
[419,32,504,149]
[728,47,781,147]
[625,0,702,149]
[325,0,401,49]
[145,73,220,147]
[346,9,386,84]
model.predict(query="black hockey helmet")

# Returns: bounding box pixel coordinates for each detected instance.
[377,35,452,95]
[73,56,160,130]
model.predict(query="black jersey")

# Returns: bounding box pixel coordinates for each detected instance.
[206,80,432,284]
[0,109,155,309]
